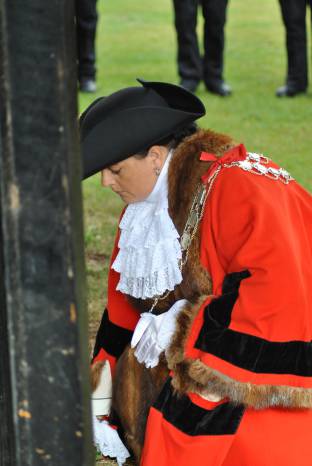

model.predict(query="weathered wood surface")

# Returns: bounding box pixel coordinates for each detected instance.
[0,1,93,465]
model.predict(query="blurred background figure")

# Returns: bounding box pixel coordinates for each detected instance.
[76,0,98,93]
[172,0,231,96]
[276,0,312,97]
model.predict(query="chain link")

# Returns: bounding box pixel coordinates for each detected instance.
[148,166,221,313]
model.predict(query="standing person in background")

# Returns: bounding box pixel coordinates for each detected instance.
[76,0,98,93]
[276,0,312,97]
[172,0,231,96]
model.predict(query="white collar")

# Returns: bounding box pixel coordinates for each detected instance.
[111,150,182,299]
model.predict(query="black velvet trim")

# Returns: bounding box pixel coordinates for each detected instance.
[222,270,251,294]
[153,378,245,436]
[195,271,312,377]
[92,309,133,360]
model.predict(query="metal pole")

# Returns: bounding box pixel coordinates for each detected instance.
[0,1,93,465]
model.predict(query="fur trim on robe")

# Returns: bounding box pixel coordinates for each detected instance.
[166,300,312,409]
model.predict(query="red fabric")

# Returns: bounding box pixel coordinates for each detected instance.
[141,407,236,466]
[200,157,312,338]
[142,404,312,466]
[92,347,117,377]
[188,392,227,410]
[92,211,139,376]
[185,303,312,388]
[222,407,312,466]
[142,146,312,464]
[200,144,247,183]
[189,149,312,385]
[106,226,140,331]
[199,351,312,388]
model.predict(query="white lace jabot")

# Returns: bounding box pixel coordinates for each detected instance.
[111,150,183,299]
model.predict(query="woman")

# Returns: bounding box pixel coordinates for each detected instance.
[81,79,312,466]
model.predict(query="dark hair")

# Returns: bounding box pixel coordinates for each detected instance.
[135,122,198,157]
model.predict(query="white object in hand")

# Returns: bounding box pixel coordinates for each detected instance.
[131,299,188,368]
[92,360,112,416]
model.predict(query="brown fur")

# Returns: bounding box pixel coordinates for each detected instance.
[167,302,312,410]
[113,348,169,463]
[167,128,235,233]
[91,360,106,392]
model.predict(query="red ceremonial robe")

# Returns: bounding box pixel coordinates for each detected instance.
[93,141,312,466]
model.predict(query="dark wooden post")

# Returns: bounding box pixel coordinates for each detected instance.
[0,1,94,465]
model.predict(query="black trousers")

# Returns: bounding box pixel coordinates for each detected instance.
[172,0,229,84]
[279,0,312,89]
[75,0,98,80]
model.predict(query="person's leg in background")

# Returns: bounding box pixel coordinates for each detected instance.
[201,0,231,96]
[76,0,98,93]
[276,0,308,96]
[172,0,202,92]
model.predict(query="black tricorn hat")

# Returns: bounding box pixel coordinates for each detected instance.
[80,79,206,179]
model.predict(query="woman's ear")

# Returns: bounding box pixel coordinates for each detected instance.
[148,145,169,171]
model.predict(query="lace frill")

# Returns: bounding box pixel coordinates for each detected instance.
[93,417,130,466]
[111,151,183,299]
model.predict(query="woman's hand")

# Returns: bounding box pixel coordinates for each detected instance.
[131,299,188,368]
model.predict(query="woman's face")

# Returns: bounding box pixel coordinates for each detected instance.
[101,145,169,204]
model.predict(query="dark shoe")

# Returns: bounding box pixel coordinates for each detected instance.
[180,79,199,93]
[205,80,232,97]
[276,85,306,97]
[79,77,97,93]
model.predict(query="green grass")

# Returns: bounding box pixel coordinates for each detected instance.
[81,2,312,462]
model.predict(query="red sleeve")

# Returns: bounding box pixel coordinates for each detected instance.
[106,226,141,330]
[200,166,312,342]
[92,211,140,374]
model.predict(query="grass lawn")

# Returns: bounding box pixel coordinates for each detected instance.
[80,1,312,463]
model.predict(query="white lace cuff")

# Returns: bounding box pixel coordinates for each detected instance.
[93,417,130,466]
